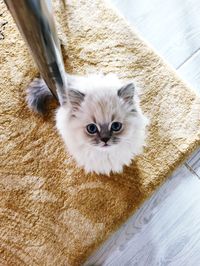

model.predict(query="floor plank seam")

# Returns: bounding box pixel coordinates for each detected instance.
[184,162,200,180]
[176,47,200,70]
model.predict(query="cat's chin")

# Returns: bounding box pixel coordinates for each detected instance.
[68,138,144,175]
[96,144,113,150]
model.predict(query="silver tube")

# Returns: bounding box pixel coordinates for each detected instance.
[4,0,67,105]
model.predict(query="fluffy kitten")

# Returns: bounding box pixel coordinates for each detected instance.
[27,73,148,175]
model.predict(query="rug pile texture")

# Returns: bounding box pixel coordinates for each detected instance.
[0,0,200,265]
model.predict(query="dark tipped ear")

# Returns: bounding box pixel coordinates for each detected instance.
[117,83,135,105]
[68,89,85,111]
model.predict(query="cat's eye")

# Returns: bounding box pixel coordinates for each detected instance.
[86,123,98,134]
[111,122,122,132]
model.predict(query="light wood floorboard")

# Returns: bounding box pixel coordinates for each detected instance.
[107,0,200,69]
[85,166,200,266]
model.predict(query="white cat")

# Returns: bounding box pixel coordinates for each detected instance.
[27,73,148,175]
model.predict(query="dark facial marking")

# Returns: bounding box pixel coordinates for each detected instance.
[88,123,122,147]
[112,136,120,144]
[92,115,96,124]
[99,124,111,143]
[111,114,115,121]
[91,137,100,146]
[131,109,137,113]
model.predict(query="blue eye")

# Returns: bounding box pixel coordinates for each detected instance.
[111,122,122,132]
[86,123,98,134]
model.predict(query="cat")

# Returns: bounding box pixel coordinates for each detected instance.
[27,73,148,175]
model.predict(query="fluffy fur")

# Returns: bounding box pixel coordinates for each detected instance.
[26,78,54,114]
[27,73,148,175]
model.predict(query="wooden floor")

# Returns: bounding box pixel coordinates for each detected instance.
[85,0,200,265]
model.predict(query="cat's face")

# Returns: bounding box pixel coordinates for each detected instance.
[67,83,137,150]
[56,74,148,174]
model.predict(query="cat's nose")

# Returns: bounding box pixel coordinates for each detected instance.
[101,137,110,143]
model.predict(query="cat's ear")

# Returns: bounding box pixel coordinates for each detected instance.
[68,89,85,111]
[117,83,135,105]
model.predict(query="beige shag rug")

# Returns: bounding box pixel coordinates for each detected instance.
[0,0,200,265]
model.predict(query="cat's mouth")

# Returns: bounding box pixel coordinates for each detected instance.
[101,143,112,148]
[103,143,109,147]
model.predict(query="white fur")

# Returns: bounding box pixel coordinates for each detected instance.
[56,73,148,175]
